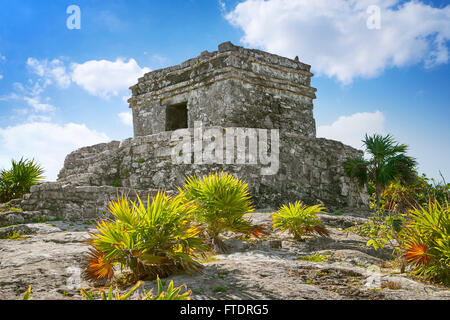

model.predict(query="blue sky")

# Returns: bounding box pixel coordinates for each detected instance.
[0,0,449,182]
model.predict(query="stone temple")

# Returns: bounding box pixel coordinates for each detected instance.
[13,42,368,222]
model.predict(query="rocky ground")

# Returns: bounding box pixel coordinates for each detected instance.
[1,210,449,300]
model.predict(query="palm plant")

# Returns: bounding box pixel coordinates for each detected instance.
[84,191,208,282]
[398,200,450,284]
[0,158,44,203]
[344,134,416,209]
[179,172,263,252]
[272,201,329,241]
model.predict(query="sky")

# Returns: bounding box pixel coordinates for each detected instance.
[0,0,449,182]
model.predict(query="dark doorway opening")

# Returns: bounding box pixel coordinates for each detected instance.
[166,102,188,131]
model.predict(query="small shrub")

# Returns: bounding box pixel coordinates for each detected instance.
[379,172,449,214]
[351,213,405,251]
[138,158,145,164]
[398,200,450,284]
[84,192,208,282]
[179,172,263,252]
[272,201,329,241]
[0,158,44,203]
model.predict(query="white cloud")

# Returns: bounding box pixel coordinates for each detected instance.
[317,111,385,149]
[71,58,150,99]
[218,0,226,12]
[118,111,133,126]
[27,58,71,89]
[226,0,450,84]
[23,96,56,112]
[0,74,3,80]
[0,122,109,181]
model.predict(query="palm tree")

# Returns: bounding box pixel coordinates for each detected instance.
[0,158,45,202]
[344,134,417,209]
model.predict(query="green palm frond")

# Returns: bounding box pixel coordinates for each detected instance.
[344,157,369,186]
[179,172,258,251]
[273,201,328,241]
[0,157,44,202]
[344,134,417,209]
[399,200,450,283]
[84,192,207,281]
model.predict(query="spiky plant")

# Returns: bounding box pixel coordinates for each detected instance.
[272,201,329,241]
[179,172,262,252]
[344,134,417,209]
[0,158,44,202]
[81,276,191,300]
[24,277,191,300]
[399,200,450,284]
[84,191,208,282]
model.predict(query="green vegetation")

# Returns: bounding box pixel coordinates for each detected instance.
[0,205,23,213]
[7,207,23,212]
[24,277,191,300]
[0,158,44,203]
[1,227,28,240]
[22,286,31,300]
[82,277,191,300]
[378,172,449,214]
[350,196,449,285]
[398,200,450,284]
[344,134,416,209]
[112,178,122,187]
[192,289,204,294]
[32,216,64,223]
[198,253,221,264]
[342,134,448,286]
[179,172,263,252]
[138,158,145,164]
[350,212,405,251]
[272,201,329,241]
[213,286,227,293]
[296,253,328,262]
[84,192,208,282]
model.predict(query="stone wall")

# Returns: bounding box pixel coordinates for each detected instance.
[56,127,368,210]
[129,42,317,138]
[16,183,163,221]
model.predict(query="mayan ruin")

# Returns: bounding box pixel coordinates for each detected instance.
[1,2,449,303]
